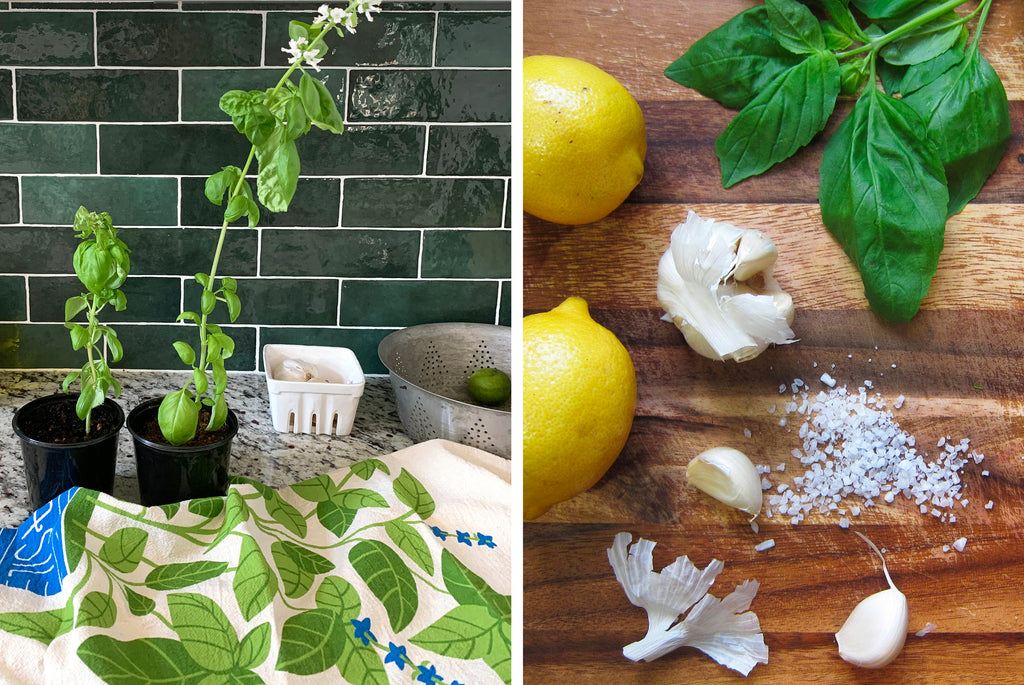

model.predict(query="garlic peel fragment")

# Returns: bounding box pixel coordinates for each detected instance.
[657,210,796,362]
[607,532,769,676]
[835,532,909,669]
[687,446,763,517]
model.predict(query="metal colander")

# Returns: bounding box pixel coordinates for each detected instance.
[378,322,511,458]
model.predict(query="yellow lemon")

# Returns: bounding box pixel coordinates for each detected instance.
[523,55,647,225]
[523,296,637,520]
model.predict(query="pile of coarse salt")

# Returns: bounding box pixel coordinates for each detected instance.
[758,375,986,526]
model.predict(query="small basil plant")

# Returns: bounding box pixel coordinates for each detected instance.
[62,206,130,433]
[157,1,382,445]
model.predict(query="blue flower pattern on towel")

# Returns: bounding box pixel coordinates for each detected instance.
[0,488,74,596]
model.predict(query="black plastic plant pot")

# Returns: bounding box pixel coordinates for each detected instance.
[126,397,238,507]
[12,394,124,511]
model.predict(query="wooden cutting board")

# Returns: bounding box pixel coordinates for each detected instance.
[524,1,1024,683]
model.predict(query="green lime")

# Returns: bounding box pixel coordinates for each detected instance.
[467,368,511,406]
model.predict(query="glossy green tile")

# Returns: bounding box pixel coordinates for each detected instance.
[349,69,511,122]
[0,123,95,173]
[181,177,341,227]
[421,229,511,278]
[22,177,177,226]
[186,277,337,326]
[0,12,93,66]
[298,125,424,176]
[17,69,178,121]
[182,68,345,121]
[260,326,392,375]
[0,323,80,367]
[265,12,434,67]
[498,280,510,326]
[342,178,505,228]
[14,2,177,8]
[0,276,26,320]
[114,324,257,371]
[426,125,510,176]
[29,276,180,323]
[261,229,419,278]
[436,12,511,67]
[120,227,258,277]
[389,3,511,9]
[100,124,251,175]
[0,226,78,272]
[339,280,498,327]
[0,69,11,119]
[0,176,18,223]
[96,12,262,67]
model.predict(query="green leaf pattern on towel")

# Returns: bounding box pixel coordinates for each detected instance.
[0,460,508,684]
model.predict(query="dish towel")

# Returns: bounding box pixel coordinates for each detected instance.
[0,439,511,685]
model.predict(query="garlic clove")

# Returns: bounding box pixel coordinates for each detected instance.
[686,446,763,517]
[836,532,909,669]
[733,231,778,282]
[276,358,317,382]
[836,587,908,668]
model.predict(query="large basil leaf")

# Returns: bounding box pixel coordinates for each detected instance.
[766,0,825,54]
[902,45,1011,215]
[664,6,803,110]
[819,88,948,322]
[716,49,840,187]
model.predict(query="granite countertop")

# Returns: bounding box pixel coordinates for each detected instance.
[0,370,414,528]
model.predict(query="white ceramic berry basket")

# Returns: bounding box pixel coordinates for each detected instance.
[263,344,365,436]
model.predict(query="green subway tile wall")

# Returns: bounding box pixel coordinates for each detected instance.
[0,2,512,375]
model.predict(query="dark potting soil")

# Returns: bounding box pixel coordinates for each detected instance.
[17,396,119,444]
[136,407,234,447]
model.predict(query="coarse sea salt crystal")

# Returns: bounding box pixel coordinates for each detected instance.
[952,537,968,552]
[754,539,775,552]
[760,372,987,527]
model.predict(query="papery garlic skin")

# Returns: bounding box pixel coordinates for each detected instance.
[686,446,763,517]
[657,210,796,362]
[607,532,769,676]
[836,532,909,668]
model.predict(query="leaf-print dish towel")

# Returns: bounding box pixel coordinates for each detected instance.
[0,439,511,685]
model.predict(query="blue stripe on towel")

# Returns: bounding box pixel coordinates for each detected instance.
[0,488,75,596]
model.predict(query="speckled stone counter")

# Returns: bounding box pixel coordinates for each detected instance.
[0,370,413,528]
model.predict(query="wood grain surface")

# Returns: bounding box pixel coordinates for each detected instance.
[523,1,1024,683]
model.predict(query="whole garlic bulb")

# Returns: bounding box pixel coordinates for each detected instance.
[657,210,796,362]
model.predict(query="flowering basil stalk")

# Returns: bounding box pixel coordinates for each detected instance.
[62,206,130,433]
[158,1,382,445]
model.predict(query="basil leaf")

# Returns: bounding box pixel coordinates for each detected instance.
[766,0,825,54]
[665,6,803,110]
[819,88,948,322]
[820,0,866,42]
[255,127,300,213]
[158,389,199,446]
[205,166,242,206]
[851,0,928,20]
[716,49,840,187]
[896,46,963,96]
[880,8,966,66]
[902,45,1010,216]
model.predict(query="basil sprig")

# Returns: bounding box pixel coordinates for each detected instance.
[62,207,130,433]
[667,0,1009,321]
